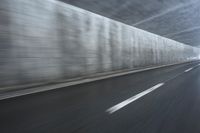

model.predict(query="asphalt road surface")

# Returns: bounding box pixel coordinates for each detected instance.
[1,62,200,133]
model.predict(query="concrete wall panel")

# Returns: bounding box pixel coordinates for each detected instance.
[0,0,199,88]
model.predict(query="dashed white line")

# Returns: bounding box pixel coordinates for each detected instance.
[184,68,193,72]
[194,64,200,67]
[106,83,165,114]
[106,63,200,114]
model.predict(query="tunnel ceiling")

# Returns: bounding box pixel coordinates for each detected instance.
[60,0,200,47]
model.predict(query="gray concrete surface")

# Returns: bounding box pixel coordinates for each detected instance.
[62,0,200,47]
[0,0,200,89]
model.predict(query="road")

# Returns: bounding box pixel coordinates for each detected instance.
[1,61,200,133]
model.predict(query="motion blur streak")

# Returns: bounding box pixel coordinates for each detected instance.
[0,0,199,90]
[0,0,200,133]
[1,62,200,133]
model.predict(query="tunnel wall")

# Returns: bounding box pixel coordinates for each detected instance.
[0,0,200,88]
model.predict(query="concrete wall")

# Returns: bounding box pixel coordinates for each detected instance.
[0,0,200,88]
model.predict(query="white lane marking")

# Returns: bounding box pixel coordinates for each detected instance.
[106,83,165,114]
[194,64,200,67]
[184,67,193,72]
